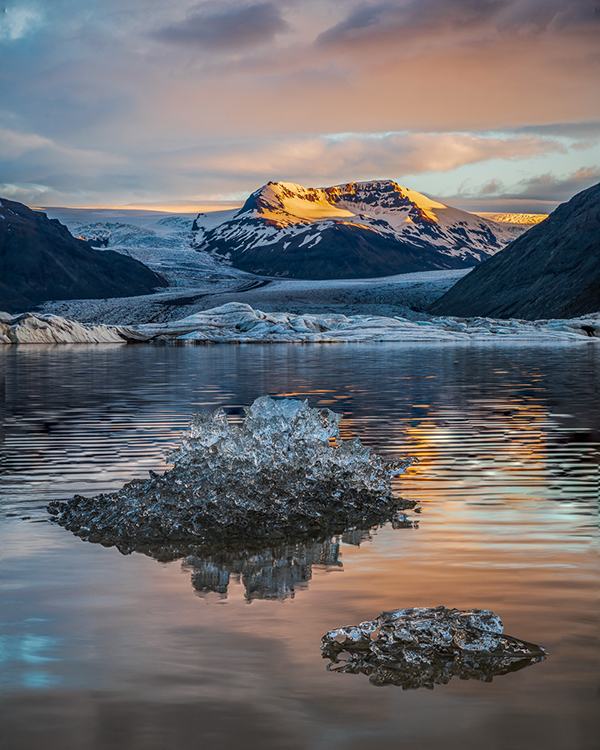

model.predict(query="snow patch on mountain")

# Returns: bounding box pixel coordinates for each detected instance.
[476,212,548,225]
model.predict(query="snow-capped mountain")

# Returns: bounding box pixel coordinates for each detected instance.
[191,180,527,279]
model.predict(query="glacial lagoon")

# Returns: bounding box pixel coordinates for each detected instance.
[1,342,598,749]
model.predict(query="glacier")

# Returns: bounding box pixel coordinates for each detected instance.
[321,606,546,689]
[42,206,250,288]
[48,397,416,549]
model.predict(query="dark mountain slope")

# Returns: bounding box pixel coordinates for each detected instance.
[429,183,600,319]
[199,218,483,279]
[0,198,167,312]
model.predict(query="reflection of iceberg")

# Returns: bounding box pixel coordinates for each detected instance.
[183,537,349,601]
[48,397,415,549]
[322,606,546,689]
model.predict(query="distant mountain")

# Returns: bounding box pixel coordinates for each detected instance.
[0,198,167,313]
[191,180,525,280]
[429,183,600,320]
[475,212,548,226]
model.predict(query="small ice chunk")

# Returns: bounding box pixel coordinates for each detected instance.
[321,605,546,689]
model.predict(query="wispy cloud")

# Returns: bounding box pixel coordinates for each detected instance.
[507,166,600,201]
[0,4,44,41]
[317,0,599,47]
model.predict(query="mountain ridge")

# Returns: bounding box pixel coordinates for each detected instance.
[0,198,167,313]
[429,182,600,319]
[192,180,526,280]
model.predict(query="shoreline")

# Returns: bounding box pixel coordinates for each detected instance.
[2,302,599,345]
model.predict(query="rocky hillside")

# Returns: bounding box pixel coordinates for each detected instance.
[0,198,167,312]
[192,180,524,280]
[429,183,600,319]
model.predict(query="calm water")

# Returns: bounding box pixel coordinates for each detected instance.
[1,343,598,750]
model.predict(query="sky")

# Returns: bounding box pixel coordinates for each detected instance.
[0,0,599,212]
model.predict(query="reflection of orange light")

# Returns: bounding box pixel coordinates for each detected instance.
[395,400,551,505]
[334,221,378,232]
[111,204,241,213]
[35,204,242,214]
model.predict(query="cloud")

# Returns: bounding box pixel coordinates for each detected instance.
[507,166,600,201]
[513,121,600,139]
[192,131,566,182]
[2,117,594,209]
[2,1,599,141]
[443,166,600,212]
[0,126,127,203]
[0,126,124,167]
[317,0,599,47]
[0,4,44,41]
[0,1,598,209]
[155,2,290,50]
[0,128,50,158]
[480,178,505,195]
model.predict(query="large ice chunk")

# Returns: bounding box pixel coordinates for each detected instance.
[48,397,416,548]
[321,606,546,689]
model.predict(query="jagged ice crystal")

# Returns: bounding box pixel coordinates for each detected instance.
[48,396,416,547]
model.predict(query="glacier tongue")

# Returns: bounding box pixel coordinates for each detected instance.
[48,396,416,549]
[321,606,546,689]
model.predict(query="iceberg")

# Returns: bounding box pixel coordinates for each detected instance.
[48,397,416,548]
[3,304,599,344]
[133,303,600,343]
[321,606,546,689]
[0,312,141,344]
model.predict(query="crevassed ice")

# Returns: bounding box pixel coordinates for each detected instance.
[48,396,416,548]
[321,605,546,689]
